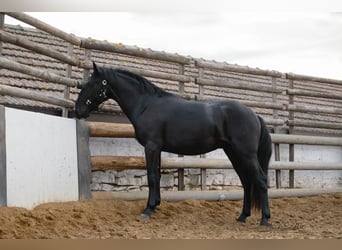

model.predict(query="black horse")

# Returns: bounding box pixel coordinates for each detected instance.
[75,62,272,226]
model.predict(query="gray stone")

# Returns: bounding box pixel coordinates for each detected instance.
[160,174,175,187]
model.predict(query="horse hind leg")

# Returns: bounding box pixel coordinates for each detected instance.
[250,161,271,226]
[223,149,252,223]
[224,149,270,226]
[236,177,252,223]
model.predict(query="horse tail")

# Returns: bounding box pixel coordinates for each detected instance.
[251,116,272,210]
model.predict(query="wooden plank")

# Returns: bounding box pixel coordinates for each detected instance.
[92,188,342,201]
[271,134,342,146]
[287,88,342,100]
[287,104,342,115]
[195,59,283,77]
[88,122,135,138]
[91,155,342,171]
[0,57,79,87]
[287,120,342,130]
[80,61,192,83]
[6,12,81,45]
[286,72,342,86]
[76,120,92,200]
[196,77,283,94]
[80,39,191,65]
[0,106,7,206]
[0,30,82,67]
[0,84,75,108]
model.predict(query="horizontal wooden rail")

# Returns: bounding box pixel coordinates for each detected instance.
[287,120,342,130]
[80,39,192,65]
[0,29,83,68]
[238,100,285,110]
[287,88,342,100]
[195,59,283,78]
[196,77,283,94]
[88,122,135,138]
[0,57,79,87]
[0,84,74,108]
[93,188,342,201]
[80,62,192,84]
[287,104,342,115]
[6,12,192,65]
[91,155,342,171]
[286,72,342,86]
[271,133,342,146]
[5,12,82,45]
[263,118,284,126]
[87,122,342,146]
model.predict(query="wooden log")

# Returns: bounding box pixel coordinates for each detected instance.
[91,156,231,171]
[287,104,342,115]
[80,39,192,65]
[5,12,81,45]
[287,88,342,100]
[271,133,342,146]
[195,59,283,78]
[91,155,342,171]
[0,84,74,108]
[88,122,135,138]
[0,57,79,87]
[79,61,192,84]
[272,161,342,170]
[6,13,191,65]
[286,72,342,86]
[87,122,342,146]
[287,120,342,130]
[92,188,342,201]
[0,30,83,68]
[263,118,284,126]
[196,77,283,94]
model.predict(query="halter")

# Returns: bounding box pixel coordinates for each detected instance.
[85,79,108,106]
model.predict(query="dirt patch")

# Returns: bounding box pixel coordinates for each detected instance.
[0,193,341,239]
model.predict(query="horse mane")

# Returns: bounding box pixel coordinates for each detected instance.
[113,68,169,97]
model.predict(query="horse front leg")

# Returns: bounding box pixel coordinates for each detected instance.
[141,142,161,219]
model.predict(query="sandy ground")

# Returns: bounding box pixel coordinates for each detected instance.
[0,193,341,239]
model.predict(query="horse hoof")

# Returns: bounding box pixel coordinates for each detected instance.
[140,213,151,220]
[236,215,247,223]
[260,221,272,227]
[236,218,246,223]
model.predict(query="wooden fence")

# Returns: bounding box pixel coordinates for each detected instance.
[0,12,341,191]
[88,121,342,190]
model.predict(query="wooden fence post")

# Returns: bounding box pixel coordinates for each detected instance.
[177,64,185,190]
[0,13,4,56]
[62,43,74,117]
[83,49,91,83]
[272,77,281,188]
[288,79,295,188]
[198,67,207,190]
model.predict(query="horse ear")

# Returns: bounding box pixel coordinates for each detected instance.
[93,61,99,75]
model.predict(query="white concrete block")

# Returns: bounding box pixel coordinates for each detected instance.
[5,108,78,209]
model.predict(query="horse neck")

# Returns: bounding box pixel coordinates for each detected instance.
[108,73,146,124]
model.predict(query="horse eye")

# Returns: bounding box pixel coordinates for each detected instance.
[86,99,92,105]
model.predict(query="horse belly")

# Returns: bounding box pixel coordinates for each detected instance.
[162,124,219,155]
